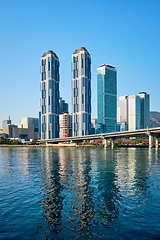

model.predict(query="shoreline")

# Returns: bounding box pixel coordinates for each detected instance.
[0,144,150,148]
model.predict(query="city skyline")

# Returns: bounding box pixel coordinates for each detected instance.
[0,0,160,128]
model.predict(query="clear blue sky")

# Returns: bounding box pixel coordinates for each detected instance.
[0,0,160,128]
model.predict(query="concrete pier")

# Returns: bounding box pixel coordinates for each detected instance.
[155,138,159,150]
[111,139,115,149]
[104,139,107,148]
[149,135,153,148]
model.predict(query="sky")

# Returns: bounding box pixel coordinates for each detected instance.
[0,0,160,128]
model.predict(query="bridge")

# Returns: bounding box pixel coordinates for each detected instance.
[40,127,160,149]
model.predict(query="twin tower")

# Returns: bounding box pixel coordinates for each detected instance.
[40,47,92,139]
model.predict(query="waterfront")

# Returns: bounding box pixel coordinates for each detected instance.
[0,147,160,239]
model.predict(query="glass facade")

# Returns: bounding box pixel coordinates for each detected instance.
[72,47,91,137]
[97,65,117,133]
[40,51,60,139]
[138,92,150,129]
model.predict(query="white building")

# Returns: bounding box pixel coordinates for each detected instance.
[117,93,150,132]
[117,96,128,123]
[19,117,39,139]
[128,95,141,131]
[40,50,60,139]
[72,47,91,137]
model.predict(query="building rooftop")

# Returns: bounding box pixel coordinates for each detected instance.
[42,50,58,58]
[139,92,147,95]
[99,64,115,69]
[73,47,90,56]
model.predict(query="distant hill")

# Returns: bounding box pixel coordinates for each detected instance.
[150,111,160,128]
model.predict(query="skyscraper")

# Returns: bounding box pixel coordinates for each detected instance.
[128,95,141,131]
[40,50,60,139]
[97,64,117,133]
[117,92,150,132]
[72,47,91,137]
[138,92,150,129]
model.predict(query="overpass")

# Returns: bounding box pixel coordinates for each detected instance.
[40,127,160,149]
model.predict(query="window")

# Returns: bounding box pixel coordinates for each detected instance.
[82,94,84,104]
[81,54,84,68]
[49,80,52,89]
[49,114,52,123]
[48,60,50,71]
[44,72,46,80]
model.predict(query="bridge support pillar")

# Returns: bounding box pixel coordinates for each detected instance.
[111,139,115,149]
[149,135,153,148]
[104,139,107,148]
[155,138,159,150]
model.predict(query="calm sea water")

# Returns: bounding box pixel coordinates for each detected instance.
[0,147,160,240]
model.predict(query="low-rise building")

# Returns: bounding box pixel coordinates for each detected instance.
[59,113,72,138]
[0,117,39,140]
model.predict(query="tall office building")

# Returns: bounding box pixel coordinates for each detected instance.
[118,92,150,132]
[72,47,91,136]
[128,95,141,131]
[40,50,60,139]
[138,92,150,129]
[97,64,117,133]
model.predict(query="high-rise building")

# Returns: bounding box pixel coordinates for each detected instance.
[40,50,60,139]
[97,64,117,133]
[128,95,141,131]
[117,92,150,132]
[72,47,91,137]
[59,97,68,114]
[138,92,150,129]
[117,96,128,131]
[117,96,128,123]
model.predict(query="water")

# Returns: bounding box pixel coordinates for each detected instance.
[0,147,160,240]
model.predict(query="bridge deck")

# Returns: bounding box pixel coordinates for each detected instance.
[40,127,160,144]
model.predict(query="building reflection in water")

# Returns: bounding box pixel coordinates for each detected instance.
[116,148,152,204]
[134,149,152,198]
[66,148,94,238]
[37,148,64,238]
[0,147,39,177]
[36,147,157,239]
[94,149,121,229]
[37,147,95,238]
